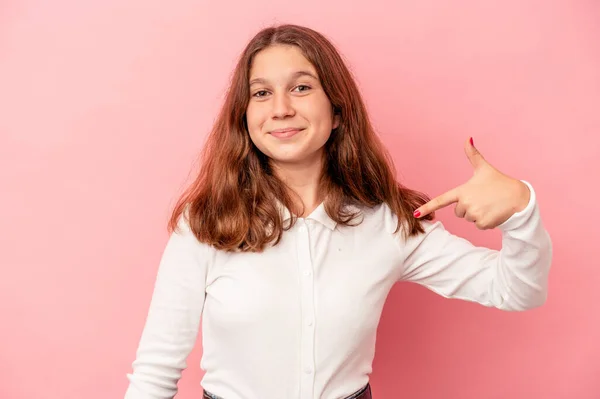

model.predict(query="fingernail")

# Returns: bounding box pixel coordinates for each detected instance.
[470,137,474,146]
[413,210,421,218]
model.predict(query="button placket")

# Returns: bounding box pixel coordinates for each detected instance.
[296,219,315,399]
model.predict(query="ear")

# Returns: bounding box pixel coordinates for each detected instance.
[332,113,341,130]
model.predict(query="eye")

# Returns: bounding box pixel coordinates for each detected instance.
[252,90,269,98]
[293,85,311,92]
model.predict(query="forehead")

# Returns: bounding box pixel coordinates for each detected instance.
[249,45,317,80]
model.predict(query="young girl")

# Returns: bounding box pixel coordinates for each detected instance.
[124,24,552,399]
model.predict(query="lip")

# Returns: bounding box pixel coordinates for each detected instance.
[269,127,304,139]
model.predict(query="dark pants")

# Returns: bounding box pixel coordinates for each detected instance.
[203,383,372,399]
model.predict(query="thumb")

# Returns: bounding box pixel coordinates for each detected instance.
[465,137,487,169]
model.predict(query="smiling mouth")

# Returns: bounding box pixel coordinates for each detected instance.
[269,128,304,139]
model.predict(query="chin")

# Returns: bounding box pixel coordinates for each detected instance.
[268,154,307,164]
[258,143,326,166]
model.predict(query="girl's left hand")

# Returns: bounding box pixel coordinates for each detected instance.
[413,138,531,230]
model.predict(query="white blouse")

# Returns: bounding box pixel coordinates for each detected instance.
[124,181,552,399]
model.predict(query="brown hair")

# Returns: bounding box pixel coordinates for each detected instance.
[168,23,433,252]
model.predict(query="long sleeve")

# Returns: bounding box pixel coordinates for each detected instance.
[124,214,208,399]
[397,181,552,311]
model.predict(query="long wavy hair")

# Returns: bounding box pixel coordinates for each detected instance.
[168,23,433,252]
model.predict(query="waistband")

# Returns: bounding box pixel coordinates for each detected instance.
[203,383,372,399]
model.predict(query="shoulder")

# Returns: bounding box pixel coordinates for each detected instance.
[351,202,404,234]
[170,205,216,258]
[357,202,439,240]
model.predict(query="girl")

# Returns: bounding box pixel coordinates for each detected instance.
[124,24,552,399]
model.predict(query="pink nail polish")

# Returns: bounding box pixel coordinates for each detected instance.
[470,137,474,146]
[413,210,421,218]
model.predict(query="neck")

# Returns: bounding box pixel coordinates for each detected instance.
[271,155,324,217]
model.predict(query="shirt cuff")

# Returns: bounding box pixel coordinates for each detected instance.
[496,180,536,231]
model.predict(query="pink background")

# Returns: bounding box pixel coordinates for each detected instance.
[2,1,599,398]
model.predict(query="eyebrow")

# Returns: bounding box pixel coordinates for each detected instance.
[249,70,318,86]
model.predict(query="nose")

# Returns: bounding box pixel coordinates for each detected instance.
[271,92,295,119]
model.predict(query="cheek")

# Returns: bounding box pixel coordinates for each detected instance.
[247,127,264,151]
[245,108,267,149]
[245,102,270,127]
[245,106,258,131]
[310,99,334,128]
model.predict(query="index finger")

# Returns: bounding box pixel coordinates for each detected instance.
[414,188,459,218]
